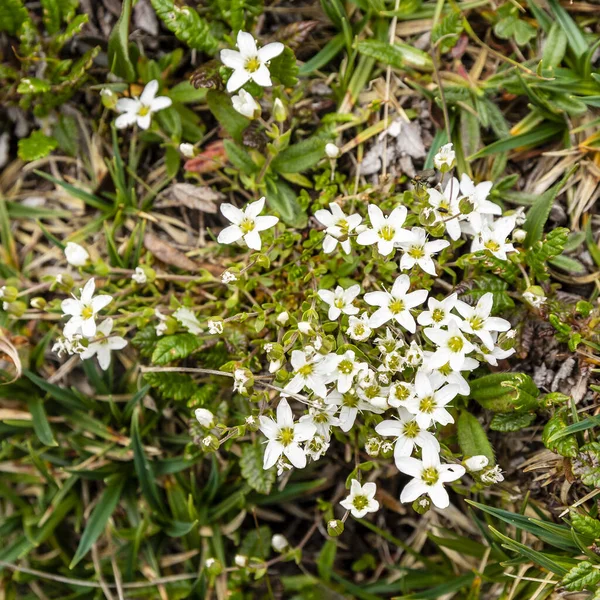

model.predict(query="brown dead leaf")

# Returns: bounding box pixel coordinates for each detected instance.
[156,183,222,213]
[144,233,199,271]
[0,333,22,385]
[184,141,227,174]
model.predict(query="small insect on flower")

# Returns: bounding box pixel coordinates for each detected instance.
[340,479,379,518]
[231,89,261,118]
[115,80,172,130]
[427,179,462,241]
[317,284,360,320]
[218,197,279,251]
[396,445,465,509]
[220,31,284,92]
[64,242,89,267]
[259,399,316,469]
[79,318,127,370]
[61,279,113,339]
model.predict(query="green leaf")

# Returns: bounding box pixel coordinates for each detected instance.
[224,139,258,175]
[143,371,197,401]
[150,0,218,53]
[107,0,135,81]
[206,90,249,143]
[457,411,495,463]
[41,0,78,34]
[0,0,30,34]
[265,177,307,228]
[357,39,432,71]
[525,227,569,281]
[268,46,299,87]
[431,11,464,53]
[151,333,202,365]
[271,135,327,174]
[17,77,51,94]
[543,21,568,68]
[458,275,514,313]
[299,34,345,76]
[490,411,536,432]
[542,411,578,458]
[27,396,57,447]
[561,561,600,591]
[470,373,540,413]
[70,477,125,568]
[317,540,337,582]
[545,415,600,444]
[546,0,588,58]
[18,131,58,162]
[570,510,600,540]
[23,369,87,411]
[132,326,159,358]
[131,409,165,512]
[240,443,276,494]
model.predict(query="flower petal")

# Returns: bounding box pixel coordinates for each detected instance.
[140,80,159,105]
[218,225,243,245]
[258,42,284,62]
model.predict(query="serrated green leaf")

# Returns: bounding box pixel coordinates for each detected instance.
[490,411,536,432]
[561,561,600,591]
[542,411,578,458]
[525,227,569,281]
[143,372,197,401]
[570,510,600,540]
[240,443,276,494]
[268,46,299,87]
[18,131,58,162]
[431,11,464,53]
[151,333,202,365]
[132,326,159,358]
[470,373,540,413]
[458,274,514,312]
[0,0,30,34]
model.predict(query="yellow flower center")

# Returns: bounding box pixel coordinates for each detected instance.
[354,324,364,336]
[342,393,358,408]
[419,396,436,413]
[408,246,425,259]
[334,298,345,308]
[240,218,255,234]
[439,362,452,376]
[448,336,464,352]
[394,385,410,401]
[402,421,420,439]
[422,467,439,485]
[389,299,405,315]
[138,105,151,116]
[469,316,484,331]
[378,225,395,241]
[298,364,313,376]
[278,427,295,446]
[432,308,445,323]
[338,359,354,374]
[352,495,369,510]
[82,305,94,320]
[484,240,500,252]
[245,57,261,73]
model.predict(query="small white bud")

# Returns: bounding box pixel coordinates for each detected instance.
[179,143,195,158]
[272,534,289,552]
[194,408,215,428]
[64,242,89,267]
[325,143,340,158]
[465,455,489,472]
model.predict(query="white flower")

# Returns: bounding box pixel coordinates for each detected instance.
[480,338,515,366]
[421,351,478,396]
[523,289,546,308]
[427,178,461,241]
[471,215,516,260]
[173,307,202,334]
[347,313,372,341]
[221,271,237,284]
[234,555,248,568]
[376,407,440,463]
[396,446,465,509]
[325,389,381,432]
[459,174,501,232]
[403,371,458,429]
[481,464,504,484]
[388,381,415,407]
[218,197,278,251]
[61,279,112,339]
[231,89,260,118]
[330,349,368,393]
[79,318,127,370]
[208,320,223,335]
[364,274,428,332]
[357,204,411,256]
[271,534,289,552]
[305,433,330,460]
[277,311,289,324]
[325,143,340,158]
[340,479,379,519]
[132,267,147,284]
[424,322,476,371]
[455,293,511,350]
[318,284,360,320]
[52,335,84,357]
[233,369,249,393]
[356,369,389,409]
[259,398,316,469]
[115,80,172,130]
[284,348,334,398]
[64,242,89,267]
[179,143,195,158]
[299,404,340,441]
[220,31,284,92]
[465,455,489,472]
[314,203,362,255]
[417,293,459,329]
[195,408,215,428]
[155,308,168,336]
[397,227,449,276]
[405,340,423,367]
[433,143,455,171]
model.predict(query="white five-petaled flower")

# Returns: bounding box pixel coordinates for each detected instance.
[299,404,340,441]
[259,398,316,469]
[424,322,476,371]
[79,318,127,370]
[64,242,89,267]
[396,445,465,509]
[220,31,284,92]
[314,203,362,254]
[285,348,334,398]
[364,274,428,332]
[404,371,458,429]
[132,267,147,284]
[420,351,478,396]
[347,312,372,342]
[218,197,279,251]
[427,178,461,241]
[331,349,368,393]
[455,293,511,350]
[115,80,172,130]
[397,227,449,276]
[417,293,460,329]
[376,407,440,464]
[471,215,517,260]
[61,279,112,339]
[325,389,381,432]
[357,205,411,256]
[340,479,379,518]
[458,174,502,232]
[433,143,455,171]
[231,89,260,118]
[318,284,360,320]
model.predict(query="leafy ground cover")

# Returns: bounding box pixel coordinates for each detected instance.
[2,0,600,598]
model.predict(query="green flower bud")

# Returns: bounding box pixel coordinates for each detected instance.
[201,434,220,453]
[327,519,344,537]
[458,196,475,215]
[412,495,431,514]
[5,300,26,317]
[0,286,18,303]
[425,221,446,238]
[100,88,118,109]
[30,297,46,310]
[273,98,286,122]
[205,558,223,576]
